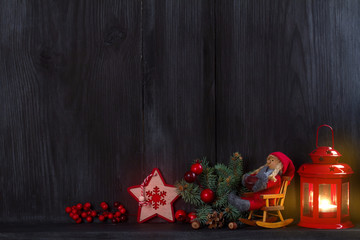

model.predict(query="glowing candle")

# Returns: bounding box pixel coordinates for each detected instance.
[319,199,337,218]
[319,199,337,213]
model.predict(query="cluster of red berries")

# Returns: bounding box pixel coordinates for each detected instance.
[183,160,215,203]
[65,202,127,224]
[175,209,197,223]
[183,161,203,183]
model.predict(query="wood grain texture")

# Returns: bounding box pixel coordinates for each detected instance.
[142,0,216,215]
[216,0,360,221]
[0,0,143,222]
[1,0,360,224]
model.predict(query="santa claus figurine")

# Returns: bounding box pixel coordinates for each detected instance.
[228,152,295,212]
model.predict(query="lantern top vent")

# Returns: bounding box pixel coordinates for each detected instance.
[309,125,342,164]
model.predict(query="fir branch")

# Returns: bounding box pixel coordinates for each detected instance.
[228,152,244,189]
[175,179,203,206]
[212,190,230,209]
[215,164,232,179]
[195,205,213,226]
[198,158,217,191]
[223,204,243,222]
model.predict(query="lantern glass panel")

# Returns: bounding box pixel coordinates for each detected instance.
[342,182,349,216]
[303,183,313,217]
[319,184,337,218]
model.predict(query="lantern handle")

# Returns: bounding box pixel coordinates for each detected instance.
[316,124,334,148]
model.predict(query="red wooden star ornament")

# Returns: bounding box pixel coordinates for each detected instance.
[128,168,179,223]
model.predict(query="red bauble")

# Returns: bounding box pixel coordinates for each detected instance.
[115,211,121,217]
[76,203,83,210]
[191,163,203,175]
[120,208,126,214]
[81,212,88,218]
[65,207,72,213]
[184,171,196,183]
[99,215,105,222]
[84,202,91,209]
[75,218,82,224]
[108,213,114,219]
[200,189,215,203]
[90,210,97,217]
[100,202,109,210]
[175,210,187,222]
[86,216,93,223]
[187,212,197,223]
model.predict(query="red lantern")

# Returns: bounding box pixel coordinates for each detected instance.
[298,125,354,229]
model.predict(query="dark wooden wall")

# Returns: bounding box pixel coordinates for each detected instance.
[1,0,359,223]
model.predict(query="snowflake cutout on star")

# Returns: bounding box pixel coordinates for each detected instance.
[146,186,167,210]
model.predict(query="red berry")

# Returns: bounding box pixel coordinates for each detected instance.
[72,206,77,210]
[69,212,74,218]
[116,217,121,223]
[91,211,97,217]
[99,215,105,222]
[200,189,215,203]
[76,203,83,210]
[114,202,120,208]
[101,202,109,210]
[120,208,126,214]
[76,218,82,224]
[187,212,197,222]
[120,215,127,222]
[111,218,117,224]
[115,211,121,217]
[103,212,108,217]
[84,202,91,209]
[118,205,124,209]
[86,216,93,223]
[72,214,80,220]
[191,163,203,175]
[81,212,88,218]
[65,207,72,213]
[108,213,114,219]
[184,171,196,183]
[175,210,187,222]
[72,209,78,214]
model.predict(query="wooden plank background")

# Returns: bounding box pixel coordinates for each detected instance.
[0,0,359,223]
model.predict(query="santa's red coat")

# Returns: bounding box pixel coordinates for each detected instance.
[241,174,282,210]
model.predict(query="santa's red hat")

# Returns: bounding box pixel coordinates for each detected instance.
[269,152,295,180]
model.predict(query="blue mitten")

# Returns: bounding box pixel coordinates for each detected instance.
[252,167,274,192]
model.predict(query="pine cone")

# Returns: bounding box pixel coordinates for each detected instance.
[206,211,225,229]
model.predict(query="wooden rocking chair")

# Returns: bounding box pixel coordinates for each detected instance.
[239,176,293,228]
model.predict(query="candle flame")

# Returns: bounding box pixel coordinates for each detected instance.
[319,199,337,212]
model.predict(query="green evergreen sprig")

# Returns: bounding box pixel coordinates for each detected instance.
[195,205,213,225]
[175,179,203,207]
[197,157,217,191]
[178,152,245,227]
